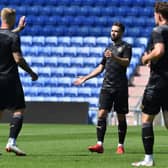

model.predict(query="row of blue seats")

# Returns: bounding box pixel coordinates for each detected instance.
[23,86,101,97]
[21,25,153,37]
[11,6,154,17]
[23,15,154,29]
[1,0,154,7]
[21,36,148,48]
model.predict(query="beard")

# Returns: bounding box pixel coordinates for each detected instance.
[111,36,120,42]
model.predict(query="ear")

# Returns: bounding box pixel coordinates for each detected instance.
[158,13,164,22]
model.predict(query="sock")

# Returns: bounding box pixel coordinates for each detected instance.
[7,137,16,145]
[96,118,107,143]
[118,119,127,145]
[9,114,23,140]
[142,122,154,155]
[97,141,103,145]
[144,154,153,162]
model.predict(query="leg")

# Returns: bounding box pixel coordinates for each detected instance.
[132,113,155,167]
[116,113,127,154]
[162,110,168,129]
[88,109,108,153]
[6,109,26,156]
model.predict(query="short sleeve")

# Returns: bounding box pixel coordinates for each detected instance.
[152,27,164,44]
[11,34,21,53]
[123,44,132,61]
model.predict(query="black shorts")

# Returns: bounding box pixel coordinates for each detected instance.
[99,88,128,114]
[0,75,25,111]
[142,74,168,115]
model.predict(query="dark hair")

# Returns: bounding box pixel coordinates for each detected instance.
[155,1,168,20]
[113,22,125,33]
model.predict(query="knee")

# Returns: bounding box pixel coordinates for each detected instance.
[98,109,108,119]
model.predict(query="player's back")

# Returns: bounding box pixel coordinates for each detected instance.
[0,29,18,75]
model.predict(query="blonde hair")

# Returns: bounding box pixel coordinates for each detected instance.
[1,8,16,24]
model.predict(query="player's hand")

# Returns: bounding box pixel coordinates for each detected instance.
[73,76,86,85]
[141,52,150,65]
[30,72,38,81]
[18,16,26,30]
[104,49,113,58]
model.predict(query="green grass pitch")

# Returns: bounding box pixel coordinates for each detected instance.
[0,124,168,168]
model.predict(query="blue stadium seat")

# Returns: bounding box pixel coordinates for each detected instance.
[37,46,51,56]
[86,97,98,107]
[45,37,58,46]
[103,7,116,16]
[70,57,84,67]
[57,36,71,46]
[70,0,82,6]
[29,25,43,36]
[80,6,92,16]
[32,36,45,46]
[80,0,94,6]
[64,67,77,77]
[44,57,58,67]
[64,47,77,57]
[118,0,133,7]
[57,57,71,67]
[48,16,62,26]
[50,67,64,77]
[83,57,98,67]
[83,37,96,47]
[71,37,83,46]
[28,6,41,16]
[50,46,64,56]
[66,6,81,16]
[57,77,72,87]
[95,16,108,26]
[31,56,44,67]
[43,25,59,36]
[67,26,79,36]
[64,87,78,97]
[90,87,100,97]
[76,47,90,57]
[77,87,92,97]
[96,37,109,47]
[134,37,148,48]
[123,37,134,45]
[50,87,64,97]
[84,78,98,87]
[90,7,101,16]
[77,67,92,76]
[54,6,65,16]
[90,47,104,57]
[62,16,74,26]
[38,67,51,77]
[90,27,103,36]
[21,36,32,46]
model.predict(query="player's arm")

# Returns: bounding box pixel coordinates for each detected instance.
[141,43,164,65]
[12,52,38,81]
[12,16,26,33]
[74,64,104,85]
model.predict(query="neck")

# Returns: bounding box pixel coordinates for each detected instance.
[1,22,10,29]
[159,19,168,26]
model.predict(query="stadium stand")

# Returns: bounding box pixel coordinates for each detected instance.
[0,0,155,124]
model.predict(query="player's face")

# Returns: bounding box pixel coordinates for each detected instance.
[111,25,122,42]
[154,12,159,25]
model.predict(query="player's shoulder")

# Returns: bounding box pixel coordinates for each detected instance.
[122,41,132,49]
[153,25,168,33]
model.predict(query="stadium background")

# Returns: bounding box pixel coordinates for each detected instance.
[0,0,155,124]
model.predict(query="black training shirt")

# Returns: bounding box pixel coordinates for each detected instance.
[0,29,21,76]
[148,25,168,76]
[100,41,132,91]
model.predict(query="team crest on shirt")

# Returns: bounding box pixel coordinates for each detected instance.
[117,46,124,53]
